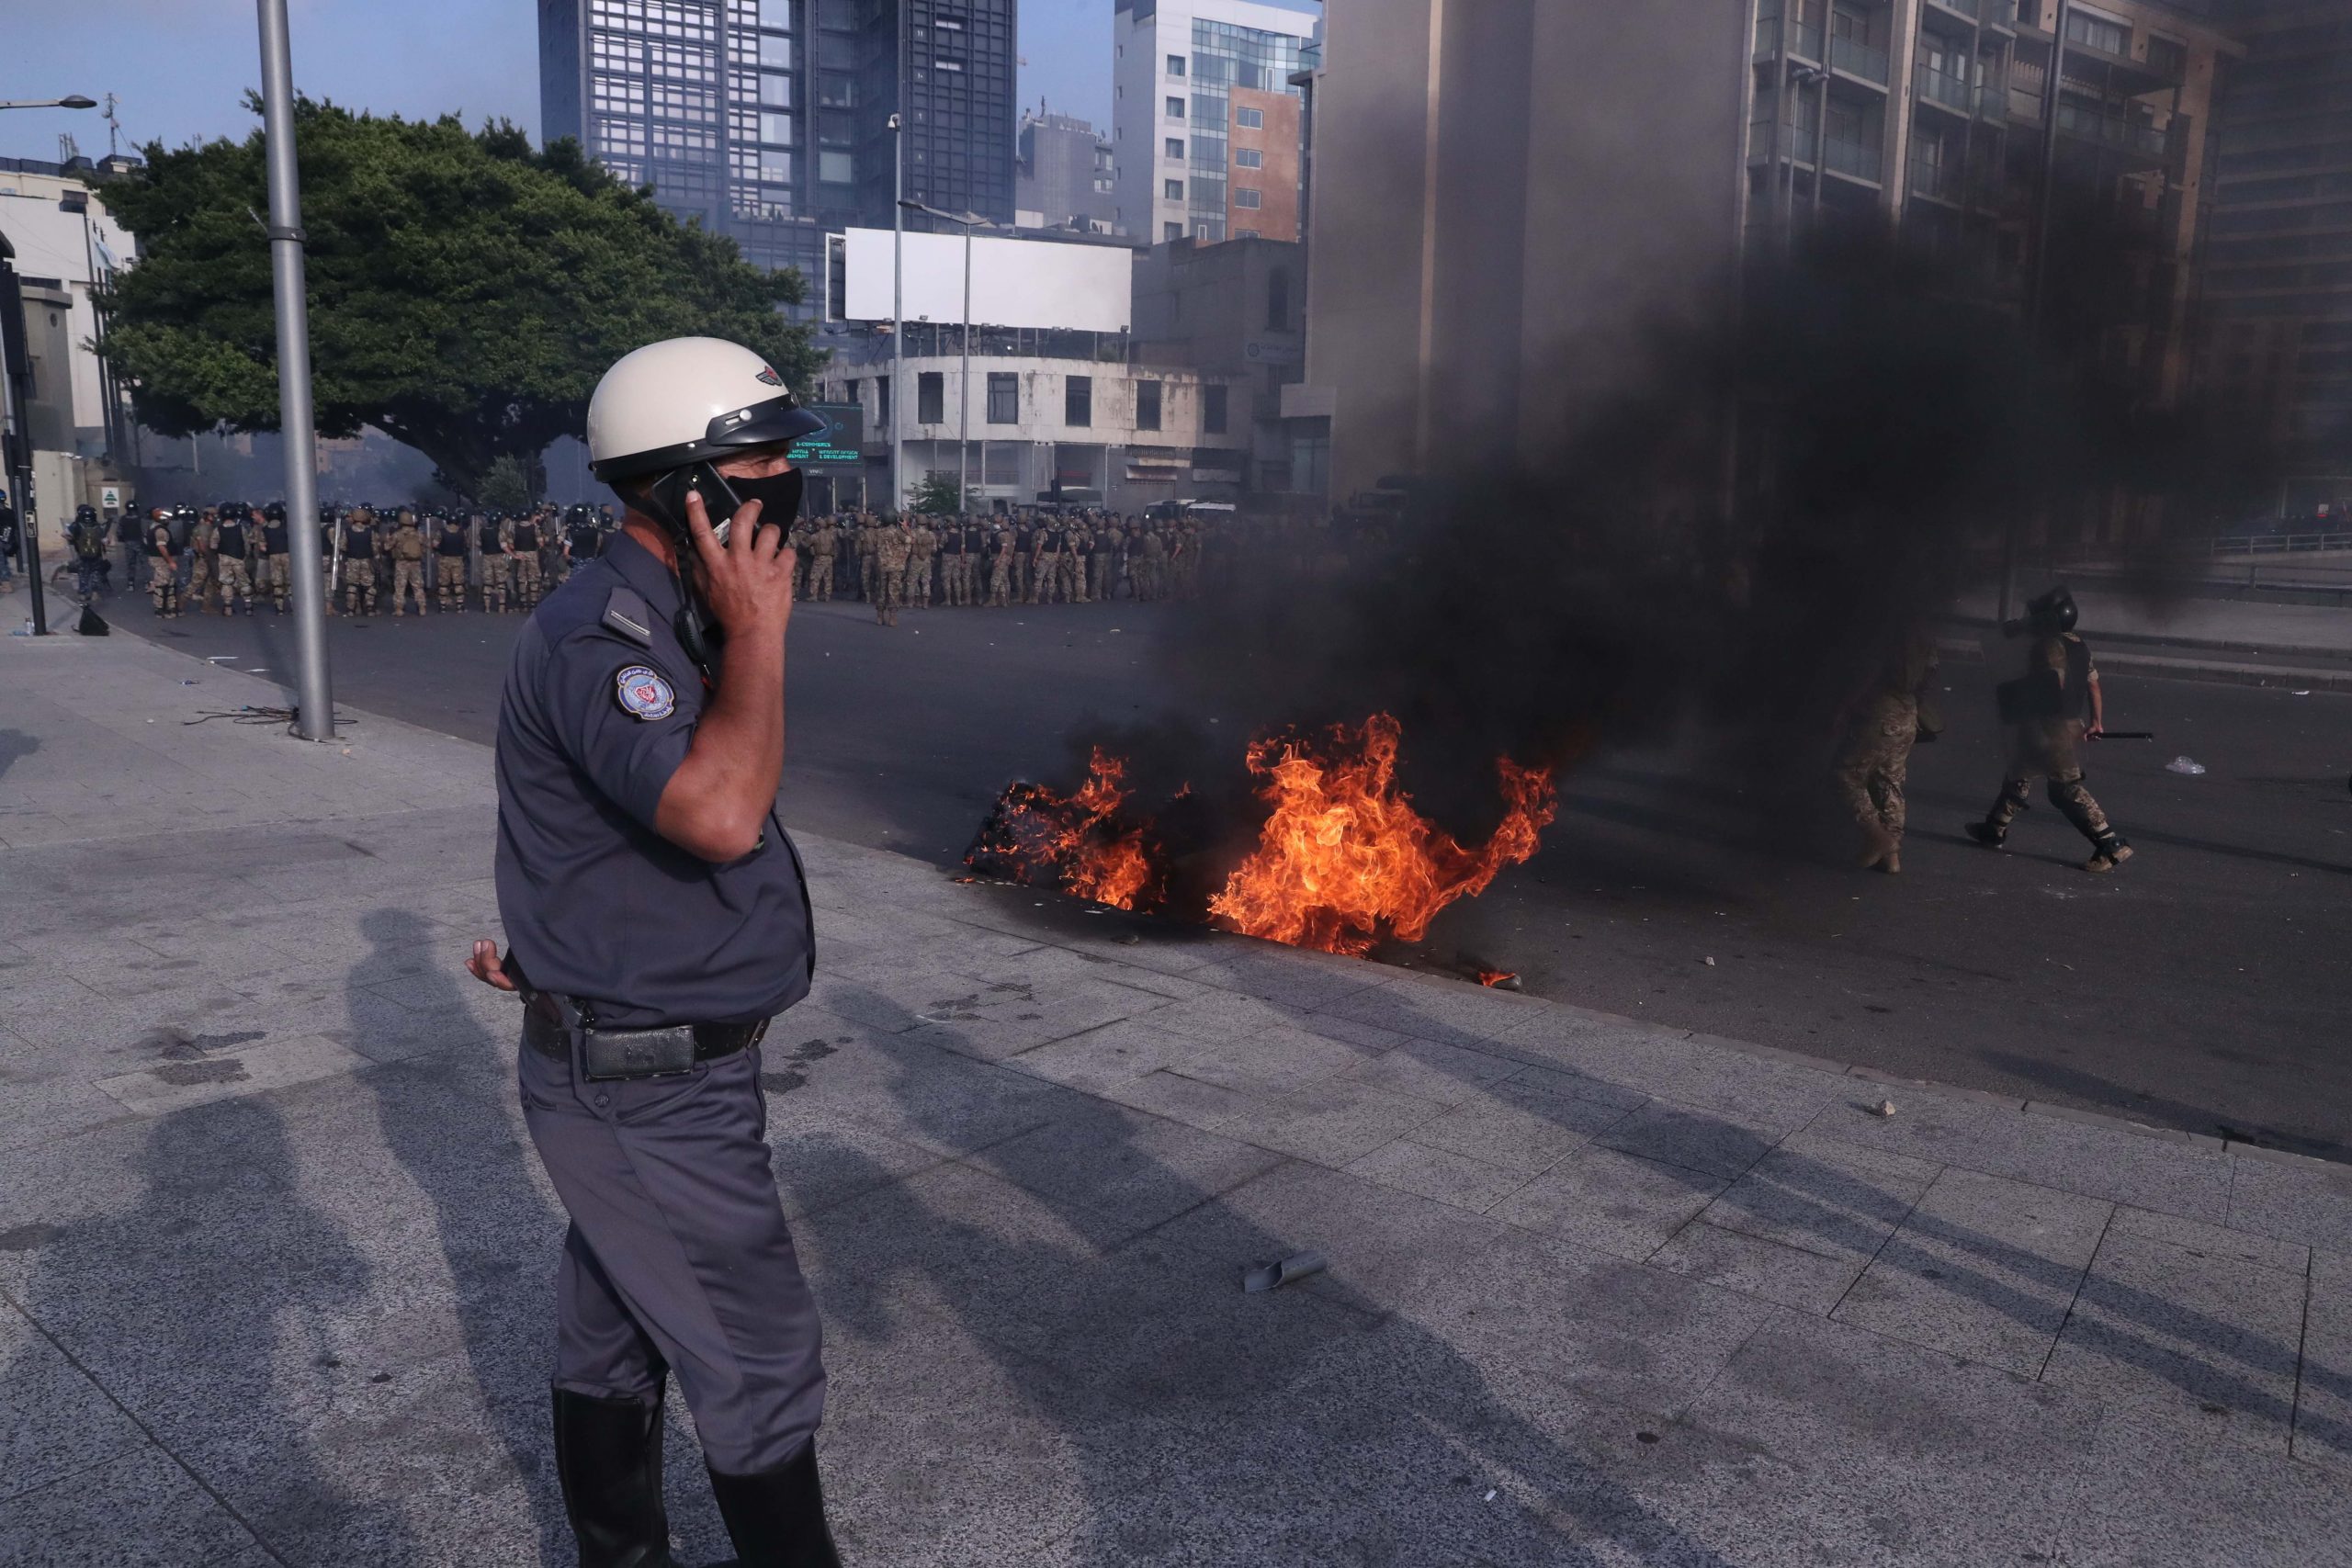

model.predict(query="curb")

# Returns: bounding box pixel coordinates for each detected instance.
[1935,637,2352,694]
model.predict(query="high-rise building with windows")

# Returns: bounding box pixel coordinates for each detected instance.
[1113,0,1314,245]
[539,0,1018,297]
[2196,0,2352,491]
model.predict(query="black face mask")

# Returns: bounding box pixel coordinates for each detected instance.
[639,461,804,547]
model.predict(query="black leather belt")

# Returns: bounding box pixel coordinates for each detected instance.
[523,991,767,1077]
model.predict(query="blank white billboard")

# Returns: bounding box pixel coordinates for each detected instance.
[837,228,1131,334]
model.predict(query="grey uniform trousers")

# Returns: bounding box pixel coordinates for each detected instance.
[517,1033,825,1475]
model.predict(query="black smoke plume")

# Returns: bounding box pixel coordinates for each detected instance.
[1027,231,2277,897]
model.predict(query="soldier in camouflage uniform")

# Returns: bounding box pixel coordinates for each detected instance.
[1967,587,2133,873]
[388,509,429,615]
[807,515,838,602]
[905,516,935,609]
[872,516,911,626]
[144,511,181,617]
[1834,625,1939,874]
[507,508,546,609]
[856,515,881,602]
[213,504,259,615]
[986,525,1012,605]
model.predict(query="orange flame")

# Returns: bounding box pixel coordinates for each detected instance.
[1206,714,1557,956]
[965,747,1162,910]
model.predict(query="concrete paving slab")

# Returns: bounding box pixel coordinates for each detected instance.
[1598,1100,1785,1181]
[1809,1089,2233,1226]
[2226,1146,2352,1254]
[1343,1136,1533,1213]
[1090,1066,1269,1133]
[1147,1158,1508,1316]
[1664,1312,2098,1568]
[1646,1219,1871,1315]
[94,1032,371,1117]
[2292,1247,2352,1472]
[1694,1130,1942,1266]
[1336,1036,1522,1104]
[2108,1201,2312,1276]
[0,1445,267,1568]
[967,1102,1285,1236]
[1404,1074,1640,1173]
[1490,1145,1729,1263]
[2051,1394,2352,1567]
[1004,1017,1216,1096]
[1215,1077,1443,1167]
[1148,1017,1378,1100]
[1834,1167,2113,1375]
[1407,1227,1781,1416]
[2043,1227,2305,1453]
[0,1301,149,1504]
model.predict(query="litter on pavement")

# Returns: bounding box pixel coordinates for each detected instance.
[1243,1250,1328,1293]
[2165,756,2207,775]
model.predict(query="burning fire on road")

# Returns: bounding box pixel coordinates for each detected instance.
[965,714,1557,962]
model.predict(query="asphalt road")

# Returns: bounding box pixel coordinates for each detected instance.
[63,571,2352,1158]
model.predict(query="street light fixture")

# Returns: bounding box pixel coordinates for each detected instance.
[899,198,992,515]
[0,96,99,112]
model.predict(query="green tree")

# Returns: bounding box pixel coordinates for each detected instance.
[102,99,820,499]
[476,454,537,511]
[910,469,963,515]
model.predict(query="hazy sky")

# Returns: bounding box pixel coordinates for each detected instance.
[1,0,1319,163]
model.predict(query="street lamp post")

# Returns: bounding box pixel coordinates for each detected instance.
[0,92,96,637]
[889,112,905,515]
[256,0,334,739]
[899,200,991,513]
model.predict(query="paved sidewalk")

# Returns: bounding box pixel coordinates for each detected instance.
[4,634,2350,1567]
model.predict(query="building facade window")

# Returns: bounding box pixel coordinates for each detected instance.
[1165,178,1185,200]
[2065,8,2129,56]
[819,150,854,184]
[876,374,890,424]
[1066,376,1092,427]
[1235,107,1264,130]
[1235,147,1263,169]
[919,371,944,424]
[1233,187,1261,209]
[1136,379,1162,430]
[1168,54,1187,76]
[1166,137,1185,160]
[1164,220,1184,241]
[1203,384,1228,434]
[1166,96,1186,119]
[987,372,1018,423]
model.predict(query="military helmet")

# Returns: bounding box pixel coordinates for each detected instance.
[2025,585,2078,636]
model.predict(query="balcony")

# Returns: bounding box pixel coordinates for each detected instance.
[1909,157,1962,204]
[2054,101,2168,160]
[1823,135,1884,184]
[1755,11,1826,63]
[1926,0,1982,20]
[1915,63,1975,116]
[1829,35,1891,86]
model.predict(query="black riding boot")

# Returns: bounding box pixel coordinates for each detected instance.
[552,1387,679,1568]
[707,1441,842,1568]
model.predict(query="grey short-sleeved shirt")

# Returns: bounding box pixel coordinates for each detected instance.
[493,531,814,1028]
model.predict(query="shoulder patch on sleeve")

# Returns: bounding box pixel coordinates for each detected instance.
[603,586,657,647]
[614,665,677,721]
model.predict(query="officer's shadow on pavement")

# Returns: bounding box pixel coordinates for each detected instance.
[0,1099,422,1564]
[349,908,572,1565]
[0,728,37,782]
[791,983,1744,1566]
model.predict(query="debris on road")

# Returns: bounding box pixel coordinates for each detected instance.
[2165,755,2207,776]
[1244,1250,1328,1293]
[1702,955,1716,967]
[1872,1100,1898,1118]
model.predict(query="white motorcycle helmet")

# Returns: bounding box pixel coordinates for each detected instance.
[585,337,825,540]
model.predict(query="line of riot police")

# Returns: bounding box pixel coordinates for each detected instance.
[121,499,621,618]
[786,510,1214,626]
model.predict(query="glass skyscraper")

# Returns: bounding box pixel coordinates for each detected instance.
[540,0,1017,295]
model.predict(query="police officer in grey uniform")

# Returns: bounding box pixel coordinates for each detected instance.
[467,336,838,1567]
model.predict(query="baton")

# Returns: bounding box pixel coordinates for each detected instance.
[2088,731,2155,740]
